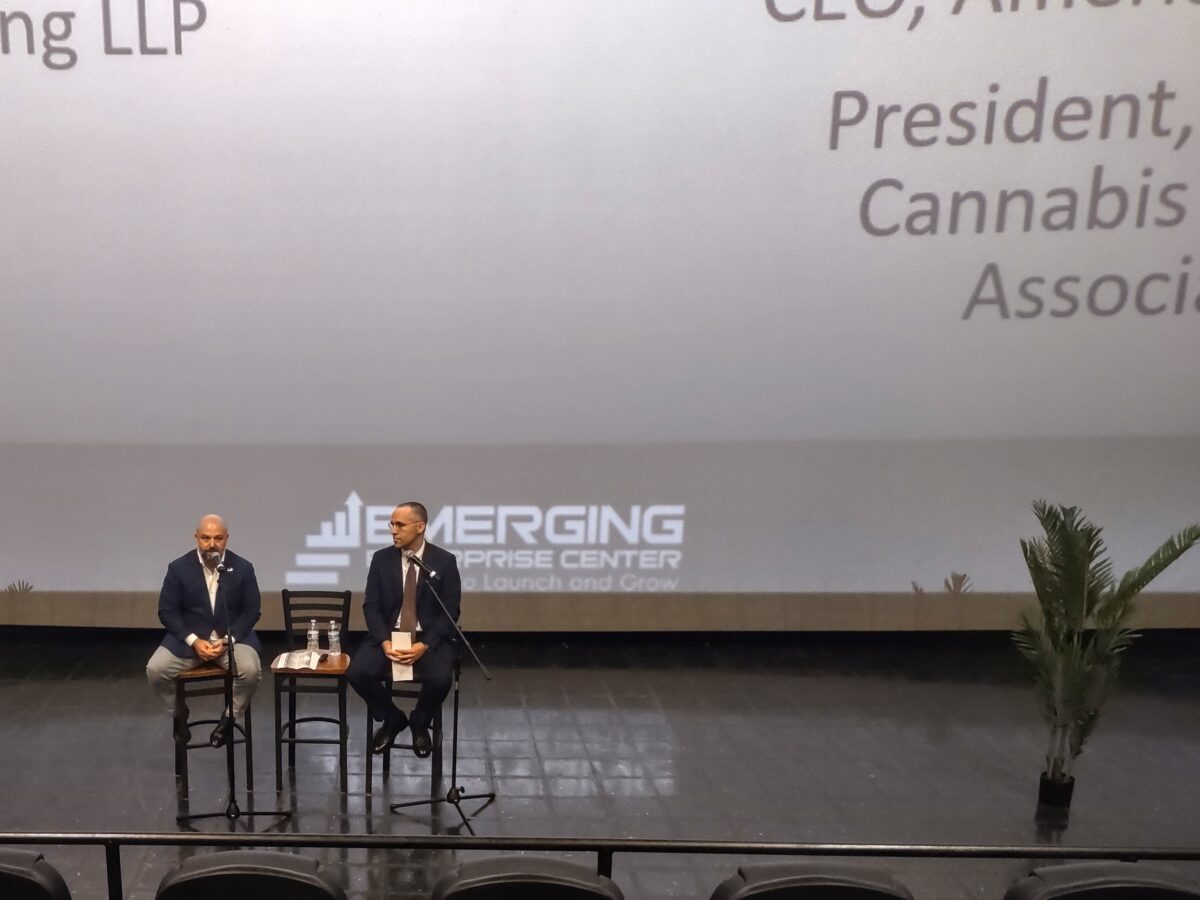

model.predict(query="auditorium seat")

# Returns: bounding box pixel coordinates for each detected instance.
[431,856,624,900]
[155,849,345,900]
[0,848,71,900]
[1003,861,1200,899]
[709,861,914,900]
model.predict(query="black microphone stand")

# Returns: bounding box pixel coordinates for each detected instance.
[390,565,495,834]
[177,574,291,829]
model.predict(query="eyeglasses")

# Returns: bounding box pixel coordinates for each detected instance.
[388,521,419,530]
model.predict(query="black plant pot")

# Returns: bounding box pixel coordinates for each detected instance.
[1037,772,1075,810]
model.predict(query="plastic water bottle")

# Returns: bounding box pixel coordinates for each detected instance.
[306,619,319,652]
[328,620,341,656]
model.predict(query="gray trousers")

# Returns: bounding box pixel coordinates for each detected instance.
[146,644,262,720]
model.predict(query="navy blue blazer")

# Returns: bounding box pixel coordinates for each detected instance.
[156,549,262,658]
[362,542,461,650]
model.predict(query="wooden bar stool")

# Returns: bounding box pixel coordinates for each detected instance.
[272,653,351,792]
[174,664,253,801]
[364,663,453,796]
[273,590,353,792]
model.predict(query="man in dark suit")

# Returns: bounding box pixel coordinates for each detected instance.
[145,514,263,747]
[347,501,461,757]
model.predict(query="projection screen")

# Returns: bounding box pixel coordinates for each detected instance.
[2,0,1198,629]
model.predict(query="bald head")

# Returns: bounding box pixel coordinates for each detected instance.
[197,514,227,533]
[194,514,229,565]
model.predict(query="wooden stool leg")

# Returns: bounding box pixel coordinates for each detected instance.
[288,689,297,768]
[174,680,188,800]
[244,703,254,793]
[338,679,348,793]
[274,676,284,793]
[431,708,443,798]
[365,707,374,794]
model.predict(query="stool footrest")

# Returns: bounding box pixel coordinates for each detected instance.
[282,716,343,728]
[280,737,344,746]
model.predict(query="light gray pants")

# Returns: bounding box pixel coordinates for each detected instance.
[146,644,262,720]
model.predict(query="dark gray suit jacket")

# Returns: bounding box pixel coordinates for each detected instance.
[156,549,262,658]
[362,542,461,650]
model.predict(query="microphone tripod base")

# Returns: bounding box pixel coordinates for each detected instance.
[176,803,293,829]
[391,786,496,835]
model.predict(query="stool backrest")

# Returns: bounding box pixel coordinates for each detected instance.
[281,590,352,651]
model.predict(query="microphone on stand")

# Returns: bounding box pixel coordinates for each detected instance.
[402,548,438,579]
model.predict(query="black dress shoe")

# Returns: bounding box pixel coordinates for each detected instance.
[209,711,233,748]
[410,724,432,758]
[172,702,191,744]
[372,711,407,754]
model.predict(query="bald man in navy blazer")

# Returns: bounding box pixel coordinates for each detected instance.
[347,501,461,758]
[145,514,263,747]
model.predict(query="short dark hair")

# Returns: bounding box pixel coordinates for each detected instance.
[397,501,428,523]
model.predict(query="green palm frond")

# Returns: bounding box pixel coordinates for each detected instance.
[1087,624,1138,664]
[1011,612,1043,653]
[1054,506,1108,630]
[1108,525,1200,610]
[1052,649,1090,724]
[944,571,972,595]
[1091,591,1138,633]
[1021,539,1058,612]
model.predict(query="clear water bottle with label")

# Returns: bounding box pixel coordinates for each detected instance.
[306,619,319,652]
[328,620,341,656]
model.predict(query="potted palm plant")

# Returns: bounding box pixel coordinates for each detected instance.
[1011,501,1199,812]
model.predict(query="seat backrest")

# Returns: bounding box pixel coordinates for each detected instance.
[431,856,624,900]
[0,848,72,900]
[281,590,352,651]
[156,849,346,900]
[1004,862,1200,900]
[709,862,913,900]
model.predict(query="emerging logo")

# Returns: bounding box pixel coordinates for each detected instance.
[286,494,686,591]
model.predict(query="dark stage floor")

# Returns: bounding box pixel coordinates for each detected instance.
[1,628,1198,899]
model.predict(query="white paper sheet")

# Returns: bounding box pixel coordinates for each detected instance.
[390,631,414,682]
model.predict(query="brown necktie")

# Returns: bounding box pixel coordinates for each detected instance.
[398,557,417,635]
